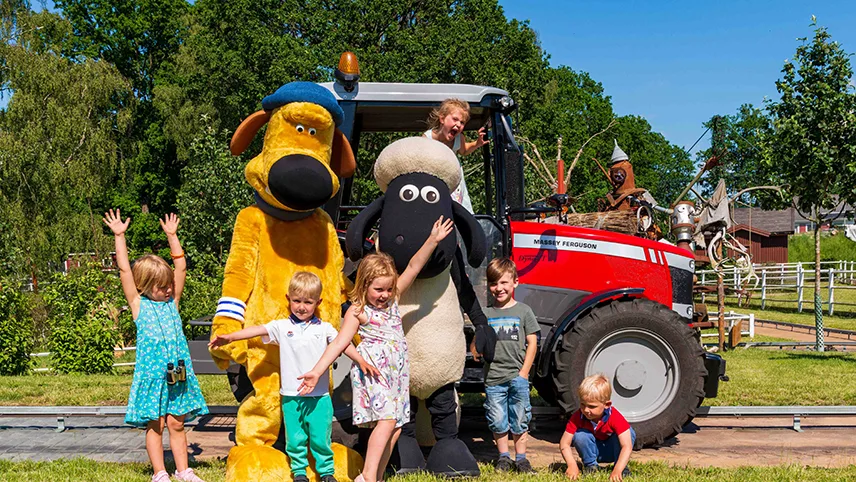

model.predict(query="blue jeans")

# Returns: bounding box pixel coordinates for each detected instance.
[572,428,636,467]
[484,376,531,434]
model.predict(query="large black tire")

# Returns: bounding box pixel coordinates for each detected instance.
[552,299,706,448]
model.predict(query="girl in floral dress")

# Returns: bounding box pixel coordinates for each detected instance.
[103,209,208,482]
[298,216,455,482]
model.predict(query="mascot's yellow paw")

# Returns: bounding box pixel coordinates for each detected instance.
[224,443,363,482]
[225,445,288,482]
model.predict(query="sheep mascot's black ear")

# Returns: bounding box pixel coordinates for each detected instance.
[451,202,487,267]
[345,196,384,262]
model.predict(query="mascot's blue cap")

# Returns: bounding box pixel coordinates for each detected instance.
[261,81,345,126]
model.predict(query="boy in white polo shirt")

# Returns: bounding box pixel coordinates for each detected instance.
[209,272,377,482]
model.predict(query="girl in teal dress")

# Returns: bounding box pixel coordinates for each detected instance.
[104,209,208,482]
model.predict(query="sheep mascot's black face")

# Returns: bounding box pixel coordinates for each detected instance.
[346,137,494,478]
[381,173,457,277]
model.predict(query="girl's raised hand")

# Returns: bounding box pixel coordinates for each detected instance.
[430,216,455,243]
[160,213,180,236]
[103,209,130,236]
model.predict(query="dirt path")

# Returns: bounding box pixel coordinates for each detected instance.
[185,414,856,469]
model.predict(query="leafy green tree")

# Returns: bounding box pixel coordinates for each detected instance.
[763,21,856,351]
[56,0,192,232]
[175,118,253,272]
[0,10,135,281]
[697,105,779,205]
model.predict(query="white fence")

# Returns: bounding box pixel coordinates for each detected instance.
[700,311,755,339]
[697,260,856,316]
[30,346,136,372]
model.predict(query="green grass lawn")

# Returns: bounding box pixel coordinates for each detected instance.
[0,372,234,406]
[3,341,856,407]
[2,459,856,482]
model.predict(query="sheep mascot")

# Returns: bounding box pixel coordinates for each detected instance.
[208,81,363,482]
[345,136,495,477]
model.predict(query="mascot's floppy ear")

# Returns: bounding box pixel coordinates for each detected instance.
[331,128,356,177]
[452,202,487,267]
[345,196,384,261]
[230,110,271,156]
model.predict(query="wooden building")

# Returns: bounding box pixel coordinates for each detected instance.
[728,208,794,264]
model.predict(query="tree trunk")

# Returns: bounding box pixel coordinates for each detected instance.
[814,221,824,352]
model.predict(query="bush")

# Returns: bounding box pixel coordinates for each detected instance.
[0,281,35,375]
[49,315,116,374]
[180,266,224,339]
[42,264,126,373]
[789,232,856,263]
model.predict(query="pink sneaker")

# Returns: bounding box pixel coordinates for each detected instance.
[151,471,170,482]
[174,468,206,482]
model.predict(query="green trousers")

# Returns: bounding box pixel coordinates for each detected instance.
[281,394,335,476]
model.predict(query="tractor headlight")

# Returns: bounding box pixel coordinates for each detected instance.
[494,95,516,113]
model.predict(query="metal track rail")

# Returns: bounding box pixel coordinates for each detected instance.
[5,405,856,432]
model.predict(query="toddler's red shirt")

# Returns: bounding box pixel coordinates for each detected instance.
[565,407,631,440]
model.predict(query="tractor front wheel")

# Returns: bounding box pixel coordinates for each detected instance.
[552,298,706,447]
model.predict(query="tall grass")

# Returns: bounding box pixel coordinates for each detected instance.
[789,232,856,263]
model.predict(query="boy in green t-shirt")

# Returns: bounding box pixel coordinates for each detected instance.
[478,258,540,473]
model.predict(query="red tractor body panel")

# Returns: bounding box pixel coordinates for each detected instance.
[509,221,695,319]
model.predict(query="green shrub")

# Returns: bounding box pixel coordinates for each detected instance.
[789,232,856,263]
[49,315,116,374]
[0,281,35,375]
[180,266,224,339]
[42,264,126,373]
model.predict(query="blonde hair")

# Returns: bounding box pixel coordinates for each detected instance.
[289,271,323,299]
[132,254,174,298]
[486,257,518,284]
[578,374,612,403]
[350,253,398,308]
[427,98,471,131]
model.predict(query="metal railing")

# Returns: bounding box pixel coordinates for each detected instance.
[697,260,856,316]
[5,405,856,433]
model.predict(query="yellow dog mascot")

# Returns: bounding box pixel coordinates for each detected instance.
[209,81,362,482]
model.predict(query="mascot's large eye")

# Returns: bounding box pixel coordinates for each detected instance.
[421,186,440,204]
[399,184,419,202]
[308,127,317,136]
[296,124,305,133]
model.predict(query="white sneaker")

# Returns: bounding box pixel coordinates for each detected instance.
[151,471,171,482]
[174,468,206,482]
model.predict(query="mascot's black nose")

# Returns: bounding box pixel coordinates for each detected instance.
[268,154,334,211]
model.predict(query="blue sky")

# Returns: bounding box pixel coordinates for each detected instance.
[6,1,856,154]
[497,0,856,153]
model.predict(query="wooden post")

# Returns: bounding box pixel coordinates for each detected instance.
[718,233,726,352]
[729,319,743,348]
[761,269,767,310]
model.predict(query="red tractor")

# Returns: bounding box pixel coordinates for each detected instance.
[320,56,726,448]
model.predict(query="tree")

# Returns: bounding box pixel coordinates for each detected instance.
[56,0,192,231]
[763,21,856,351]
[175,117,253,273]
[0,10,135,281]
[695,106,781,207]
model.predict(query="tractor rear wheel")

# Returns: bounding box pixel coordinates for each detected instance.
[552,298,706,447]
